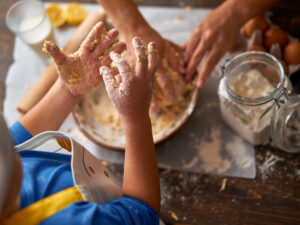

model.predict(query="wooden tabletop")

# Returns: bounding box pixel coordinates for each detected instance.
[1,1,299,225]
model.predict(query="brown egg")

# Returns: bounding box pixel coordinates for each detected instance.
[264,27,289,50]
[243,15,269,38]
[246,45,266,52]
[283,42,300,64]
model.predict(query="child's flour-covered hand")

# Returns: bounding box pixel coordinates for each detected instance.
[100,37,158,120]
[43,22,126,97]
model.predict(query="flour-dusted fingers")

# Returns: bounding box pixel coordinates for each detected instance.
[82,22,105,53]
[97,67,119,83]
[184,27,201,64]
[100,66,118,94]
[196,47,224,88]
[43,41,66,65]
[156,66,177,104]
[147,42,158,78]
[93,29,119,56]
[99,42,127,66]
[132,37,148,78]
[110,52,132,81]
[186,39,208,81]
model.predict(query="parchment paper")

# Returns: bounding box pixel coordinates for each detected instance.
[4,3,255,179]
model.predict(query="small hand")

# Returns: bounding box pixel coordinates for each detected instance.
[100,37,158,120]
[44,22,126,96]
[120,27,184,104]
[184,5,243,87]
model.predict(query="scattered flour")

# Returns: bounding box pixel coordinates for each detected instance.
[258,151,284,179]
[198,129,231,173]
[225,136,254,169]
[183,156,199,169]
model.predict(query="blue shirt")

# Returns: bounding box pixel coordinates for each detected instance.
[9,122,159,225]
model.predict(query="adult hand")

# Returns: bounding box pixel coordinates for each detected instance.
[120,26,184,104]
[184,4,243,87]
[44,22,126,97]
[100,37,158,119]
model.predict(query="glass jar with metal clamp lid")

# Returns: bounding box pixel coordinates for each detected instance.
[217,51,299,153]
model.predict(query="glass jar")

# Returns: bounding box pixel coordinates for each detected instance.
[218,51,298,153]
[6,0,54,60]
[271,95,300,153]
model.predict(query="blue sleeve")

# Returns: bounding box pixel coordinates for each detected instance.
[9,121,33,145]
[41,196,159,225]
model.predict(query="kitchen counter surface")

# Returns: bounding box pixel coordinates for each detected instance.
[1,1,299,224]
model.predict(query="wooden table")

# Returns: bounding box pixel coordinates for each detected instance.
[1,1,299,224]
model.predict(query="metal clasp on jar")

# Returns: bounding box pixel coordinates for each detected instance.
[259,87,291,120]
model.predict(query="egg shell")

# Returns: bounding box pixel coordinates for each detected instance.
[283,42,300,64]
[264,27,289,50]
[243,15,269,38]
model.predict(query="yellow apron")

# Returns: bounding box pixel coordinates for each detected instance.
[5,187,83,225]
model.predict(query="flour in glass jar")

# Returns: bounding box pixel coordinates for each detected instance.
[218,69,275,145]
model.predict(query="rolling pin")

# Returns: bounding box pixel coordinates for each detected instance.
[17,12,107,114]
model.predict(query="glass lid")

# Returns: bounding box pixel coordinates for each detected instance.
[271,95,300,153]
[223,51,285,106]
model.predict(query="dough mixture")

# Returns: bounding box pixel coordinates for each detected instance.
[74,57,195,148]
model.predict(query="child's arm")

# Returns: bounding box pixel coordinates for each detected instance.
[100,37,160,214]
[19,22,126,136]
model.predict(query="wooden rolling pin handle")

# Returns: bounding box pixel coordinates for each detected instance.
[17,64,57,115]
[17,12,107,114]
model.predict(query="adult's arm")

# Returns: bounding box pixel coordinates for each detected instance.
[97,0,148,33]
[97,0,185,105]
[185,0,278,87]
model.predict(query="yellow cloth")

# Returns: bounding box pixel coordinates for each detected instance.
[4,187,83,225]
[56,139,72,152]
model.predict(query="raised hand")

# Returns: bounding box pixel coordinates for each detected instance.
[119,27,184,104]
[100,37,158,119]
[44,22,126,96]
